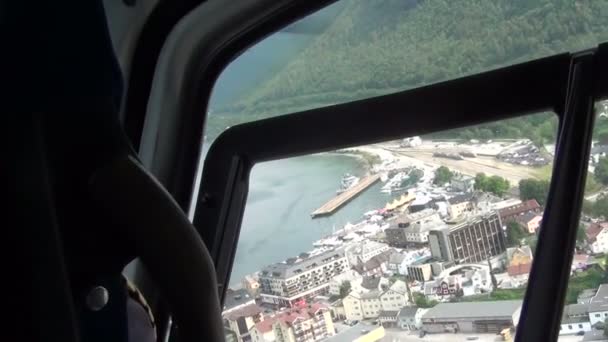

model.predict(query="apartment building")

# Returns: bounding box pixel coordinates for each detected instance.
[385,209,443,247]
[259,249,348,307]
[498,199,541,223]
[272,304,335,342]
[428,212,505,264]
[343,280,410,321]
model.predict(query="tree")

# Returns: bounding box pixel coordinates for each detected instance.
[577,224,587,246]
[474,173,488,190]
[596,157,608,185]
[339,281,351,299]
[519,179,550,205]
[433,166,454,185]
[486,175,510,197]
[413,292,438,308]
[507,221,525,247]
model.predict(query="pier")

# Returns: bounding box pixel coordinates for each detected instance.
[311,174,381,218]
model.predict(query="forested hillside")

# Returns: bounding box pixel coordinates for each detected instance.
[209,0,608,140]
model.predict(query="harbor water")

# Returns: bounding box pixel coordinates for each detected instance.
[228,153,392,287]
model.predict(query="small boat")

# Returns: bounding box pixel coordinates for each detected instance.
[337,173,359,194]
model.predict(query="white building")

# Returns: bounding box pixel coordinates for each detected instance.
[398,306,428,330]
[588,285,608,326]
[559,303,591,336]
[586,222,608,254]
[259,249,348,307]
[343,280,410,321]
[345,240,390,266]
[328,270,362,297]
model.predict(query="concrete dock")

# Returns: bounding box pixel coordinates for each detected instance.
[311,174,381,218]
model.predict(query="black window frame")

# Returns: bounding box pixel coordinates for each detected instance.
[194,45,607,342]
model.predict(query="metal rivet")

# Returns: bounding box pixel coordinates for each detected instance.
[86,286,109,311]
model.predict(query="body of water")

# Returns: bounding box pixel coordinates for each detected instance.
[228,153,395,287]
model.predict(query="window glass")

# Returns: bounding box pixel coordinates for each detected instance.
[206,0,608,143]
[210,1,608,340]
[558,101,608,341]
[223,111,556,340]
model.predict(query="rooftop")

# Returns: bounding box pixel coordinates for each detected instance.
[225,303,262,321]
[223,288,255,312]
[561,303,590,324]
[378,310,399,318]
[325,323,379,342]
[253,318,276,334]
[516,211,542,224]
[448,193,475,205]
[422,300,522,320]
[507,263,532,277]
[589,284,608,313]
[398,306,419,318]
[260,248,345,279]
[583,329,608,341]
[498,199,540,218]
[586,222,608,242]
[275,303,328,326]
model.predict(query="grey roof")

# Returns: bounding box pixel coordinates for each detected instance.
[223,289,254,312]
[389,253,406,264]
[580,288,598,301]
[398,306,419,318]
[589,284,608,313]
[325,323,377,342]
[361,276,381,290]
[583,330,608,342]
[378,310,399,318]
[360,290,382,299]
[448,193,475,205]
[563,303,590,317]
[422,300,522,320]
[260,248,345,279]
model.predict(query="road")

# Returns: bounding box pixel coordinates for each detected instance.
[389,148,539,184]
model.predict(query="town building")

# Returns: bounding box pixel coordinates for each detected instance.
[398,306,427,331]
[450,175,475,193]
[505,246,533,287]
[250,319,276,342]
[428,212,505,264]
[224,303,264,342]
[406,258,433,282]
[560,303,591,336]
[447,193,475,219]
[345,240,390,266]
[328,270,362,297]
[378,310,400,327]
[387,253,408,275]
[498,199,541,224]
[272,303,335,342]
[515,212,543,234]
[259,249,349,307]
[353,249,393,276]
[224,288,257,315]
[385,209,442,247]
[242,275,261,297]
[342,280,410,321]
[588,284,608,325]
[587,222,608,254]
[421,300,522,334]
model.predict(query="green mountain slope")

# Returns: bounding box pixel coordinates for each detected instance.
[210,0,608,139]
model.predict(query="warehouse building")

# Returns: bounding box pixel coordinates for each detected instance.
[421,300,522,334]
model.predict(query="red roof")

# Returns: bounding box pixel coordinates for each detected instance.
[253,318,276,333]
[586,222,608,242]
[507,263,532,277]
[499,199,540,218]
[275,303,328,326]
